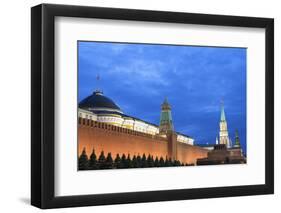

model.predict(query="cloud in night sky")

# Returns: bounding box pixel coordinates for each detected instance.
[78,41,247,153]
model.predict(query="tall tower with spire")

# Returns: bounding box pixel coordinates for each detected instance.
[219,102,231,148]
[159,97,174,135]
[234,129,241,148]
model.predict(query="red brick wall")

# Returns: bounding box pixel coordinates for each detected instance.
[78,119,208,164]
[177,143,208,164]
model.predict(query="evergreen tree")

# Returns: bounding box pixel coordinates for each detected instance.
[151,156,155,167]
[165,157,173,167]
[173,160,181,166]
[154,156,159,167]
[98,151,106,169]
[120,154,127,169]
[132,155,138,168]
[141,153,148,168]
[168,158,173,167]
[89,149,97,170]
[136,154,142,168]
[126,154,133,168]
[78,148,89,170]
[147,154,154,167]
[105,152,113,169]
[164,157,169,167]
[159,156,165,167]
[114,153,121,169]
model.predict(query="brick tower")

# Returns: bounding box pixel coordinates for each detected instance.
[159,97,174,135]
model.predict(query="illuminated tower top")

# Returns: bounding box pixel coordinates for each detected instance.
[220,102,226,121]
[159,97,174,134]
[234,129,241,148]
[219,101,231,148]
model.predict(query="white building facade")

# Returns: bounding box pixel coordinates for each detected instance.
[78,90,194,145]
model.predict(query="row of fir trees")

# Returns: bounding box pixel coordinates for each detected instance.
[78,148,194,170]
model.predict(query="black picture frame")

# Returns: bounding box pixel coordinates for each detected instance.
[31,3,274,209]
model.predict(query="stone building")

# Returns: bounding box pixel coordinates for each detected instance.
[219,102,231,148]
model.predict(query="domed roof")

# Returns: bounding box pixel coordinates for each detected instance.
[79,90,123,114]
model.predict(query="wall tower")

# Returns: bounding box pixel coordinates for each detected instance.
[219,102,231,148]
[234,129,241,148]
[159,97,174,135]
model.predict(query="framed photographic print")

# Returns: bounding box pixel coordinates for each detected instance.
[31,4,274,209]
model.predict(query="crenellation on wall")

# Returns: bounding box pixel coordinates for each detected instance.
[79,118,167,141]
[78,108,193,145]
[78,119,208,164]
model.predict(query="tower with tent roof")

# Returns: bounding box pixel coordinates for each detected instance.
[219,101,231,148]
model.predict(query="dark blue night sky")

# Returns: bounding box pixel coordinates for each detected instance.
[78,41,247,153]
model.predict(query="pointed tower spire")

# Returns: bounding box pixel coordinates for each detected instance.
[159,97,174,134]
[163,97,169,105]
[219,101,230,148]
[220,100,226,121]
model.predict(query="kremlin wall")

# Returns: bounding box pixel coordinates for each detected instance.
[78,89,209,165]
[78,118,208,165]
[78,89,245,167]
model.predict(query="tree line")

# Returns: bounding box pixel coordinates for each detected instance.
[78,148,194,170]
